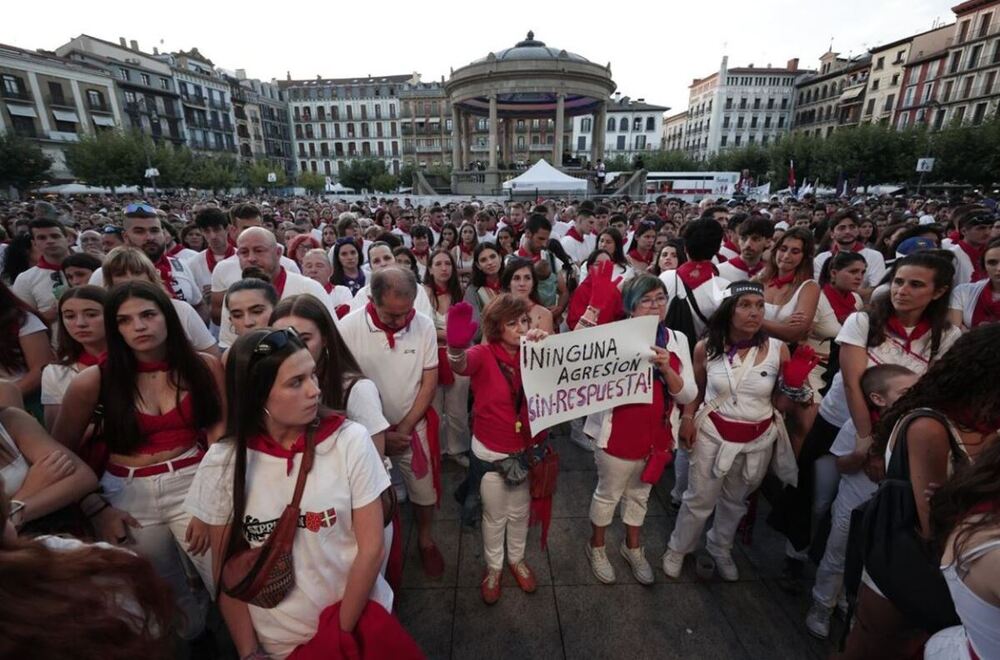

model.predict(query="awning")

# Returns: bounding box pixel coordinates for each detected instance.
[52,109,79,123]
[839,86,864,104]
[92,115,116,127]
[6,104,37,118]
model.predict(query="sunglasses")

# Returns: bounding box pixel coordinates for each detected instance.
[251,327,301,360]
[125,202,158,217]
[102,225,123,235]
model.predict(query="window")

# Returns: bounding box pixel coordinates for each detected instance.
[632,117,642,131]
[954,106,966,123]
[958,19,970,43]
[780,98,788,109]
[722,116,730,128]
[980,12,992,37]
[903,85,916,106]
[943,80,954,102]
[764,116,772,128]
[736,116,744,128]
[634,135,646,149]
[645,117,654,131]
[762,135,769,145]
[993,41,1000,64]
[973,102,987,124]
[47,81,65,104]
[871,79,880,91]
[720,135,728,147]
[748,134,755,144]
[986,71,997,94]
[891,74,899,86]
[124,90,136,105]
[517,136,525,148]
[739,98,747,109]
[118,68,129,81]
[883,94,895,112]
[725,97,733,109]
[140,73,150,86]
[734,135,742,146]
[753,98,761,109]
[923,82,935,103]
[963,77,974,98]
[898,113,910,129]
[875,56,885,70]
[581,117,591,132]
[750,116,758,128]
[969,44,983,69]
[615,135,625,150]
[617,117,627,131]
[87,89,103,108]
[767,98,775,110]
[606,117,615,132]
[866,98,876,115]
[160,78,170,90]
[778,116,785,128]
[949,51,962,74]
[577,136,586,150]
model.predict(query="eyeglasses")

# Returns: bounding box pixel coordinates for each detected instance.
[636,294,668,309]
[251,327,301,359]
[124,202,158,217]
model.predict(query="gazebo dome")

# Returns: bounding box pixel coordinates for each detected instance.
[471,31,590,65]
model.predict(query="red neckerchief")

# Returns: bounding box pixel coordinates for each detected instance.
[947,229,961,243]
[36,256,61,271]
[433,283,450,297]
[366,302,415,349]
[676,260,717,289]
[566,226,586,243]
[628,248,652,265]
[78,351,106,367]
[971,283,1000,327]
[822,284,857,324]
[517,247,542,263]
[459,243,474,257]
[246,414,345,475]
[725,256,764,277]
[483,278,502,292]
[411,247,429,257]
[767,271,797,289]
[165,243,186,258]
[723,239,739,254]
[886,316,932,352]
[957,240,988,282]
[322,281,334,294]
[152,256,178,299]
[831,241,865,254]
[137,360,169,373]
[272,267,288,297]
[205,244,235,272]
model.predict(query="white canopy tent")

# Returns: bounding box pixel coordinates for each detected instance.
[502,159,588,193]
[35,183,141,195]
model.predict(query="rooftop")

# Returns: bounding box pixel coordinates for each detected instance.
[470,31,590,65]
[279,73,413,88]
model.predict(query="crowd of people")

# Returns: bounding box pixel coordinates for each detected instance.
[1,188,999,660]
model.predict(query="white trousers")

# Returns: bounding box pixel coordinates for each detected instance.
[590,449,652,528]
[393,419,437,506]
[432,375,470,457]
[668,431,775,556]
[671,447,690,502]
[474,439,530,571]
[100,447,212,640]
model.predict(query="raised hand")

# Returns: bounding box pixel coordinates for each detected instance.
[782,345,821,389]
[588,260,622,312]
[446,302,478,348]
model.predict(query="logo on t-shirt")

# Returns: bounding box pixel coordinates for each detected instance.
[243,506,337,542]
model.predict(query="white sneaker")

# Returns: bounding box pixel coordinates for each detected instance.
[806,601,833,639]
[619,542,654,585]
[661,549,685,579]
[707,548,739,582]
[585,543,616,584]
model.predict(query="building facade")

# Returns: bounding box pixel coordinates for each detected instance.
[792,52,872,137]
[55,35,184,146]
[894,25,955,129]
[240,75,293,175]
[662,110,686,151]
[935,0,1000,127]
[683,56,805,160]
[0,42,123,180]
[281,74,409,178]
[398,76,453,170]
[168,49,237,155]
[570,96,668,161]
[863,25,954,126]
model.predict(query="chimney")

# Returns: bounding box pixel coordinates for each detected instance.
[748,63,754,68]
[637,98,645,102]
[130,40,139,52]
[153,46,159,55]
[286,70,291,81]
[236,68,246,79]
[787,57,799,71]
[119,37,127,47]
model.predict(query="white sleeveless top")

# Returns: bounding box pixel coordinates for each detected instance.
[705,337,782,422]
[0,421,29,497]
[940,539,1000,660]
[764,279,815,323]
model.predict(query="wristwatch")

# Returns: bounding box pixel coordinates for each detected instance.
[8,499,26,530]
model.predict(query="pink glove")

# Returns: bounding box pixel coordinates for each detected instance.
[782,345,821,389]
[587,260,623,312]
[446,302,478,348]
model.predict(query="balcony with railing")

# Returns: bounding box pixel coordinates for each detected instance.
[182,94,206,107]
[46,95,76,109]
[1,87,30,101]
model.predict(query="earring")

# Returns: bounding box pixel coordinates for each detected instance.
[263,407,272,417]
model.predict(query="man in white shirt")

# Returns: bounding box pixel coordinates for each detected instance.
[216,228,334,348]
[813,210,886,299]
[716,216,773,281]
[349,242,432,316]
[209,203,300,327]
[184,207,235,300]
[559,208,597,265]
[339,267,444,578]
[948,206,993,285]
[391,212,414,248]
[12,218,71,322]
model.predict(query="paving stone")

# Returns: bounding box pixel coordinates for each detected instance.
[401,518,461,588]
[394,588,455,660]
[451,586,564,660]
[456,519,552,588]
[709,580,823,660]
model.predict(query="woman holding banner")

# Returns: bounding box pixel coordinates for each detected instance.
[662,280,816,582]
[576,272,697,585]
[445,294,549,606]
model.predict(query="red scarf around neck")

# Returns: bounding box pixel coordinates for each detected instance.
[165,243,186,258]
[628,248,652,265]
[676,260,718,289]
[566,226,586,243]
[831,241,865,255]
[956,240,988,282]
[971,283,1000,328]
[78,351,106,367]
[411,246,429,258]
[723,239,739,254]
[366,302,415,349]
[137,359,170,373]
[153,255,178,299]
[36,255,62,271]
[822,284,858,324]
[483,278,502,292]
[246,414,345,475]
[271,267,288,297]
[725,256,764,277]
[205,244,235,272]
[517,246,542,263]
[886,316,932,352]
[767,271,798,289]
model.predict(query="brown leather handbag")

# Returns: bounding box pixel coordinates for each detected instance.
[221,427,316,609]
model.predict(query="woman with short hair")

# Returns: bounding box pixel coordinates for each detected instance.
[501,257,555,333]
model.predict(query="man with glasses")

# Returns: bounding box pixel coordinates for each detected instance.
[12,218,71,322]
[89,203,203,309]
[392,212,414,248]
[339,267,444,579]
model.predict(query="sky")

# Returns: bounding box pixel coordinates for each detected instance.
[3,0,953,112]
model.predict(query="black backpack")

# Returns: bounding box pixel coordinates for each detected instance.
[842,408,966,642]
[664,272,708,359]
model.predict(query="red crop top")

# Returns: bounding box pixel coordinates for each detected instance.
[134,394,203,455]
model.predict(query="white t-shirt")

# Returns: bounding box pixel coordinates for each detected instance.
[169,246,199,262]
[949,280,990,329]
[345,378,389,438]
[813,248,886,290]
[828,417,878,511]
[390,228,412,248]
[338,307,437,424]
[348,281,433,318]
[184,250,233,294]
[89,259,202,306]
[172,299,216,352]
[209,254,301,298]
[659,268,731,336]
[40,362,81,406]
[184,420,392,658]
[559,230,596,265]
[218,270,335,348]
[716,259,761,282]
[550,220,572,240]
[818,311,962,428]
[12,265,65,314]
[949,244,977,286]
[0,312,47,381]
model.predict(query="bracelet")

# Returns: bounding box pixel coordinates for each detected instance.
[80,492,109,518]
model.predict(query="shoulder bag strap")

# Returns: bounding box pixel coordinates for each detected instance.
[289,422,317,509]
[886,408,964,479]
[682,277,710,325]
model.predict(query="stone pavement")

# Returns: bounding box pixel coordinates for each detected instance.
[394,435,843,660]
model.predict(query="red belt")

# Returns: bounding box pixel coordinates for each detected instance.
[105,451,204,478]
[708,412,773,444]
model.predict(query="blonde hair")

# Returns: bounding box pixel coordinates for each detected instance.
[102,246,160,288]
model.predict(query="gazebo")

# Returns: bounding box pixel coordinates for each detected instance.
[445,31,617,194]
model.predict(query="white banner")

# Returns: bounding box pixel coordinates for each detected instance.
[520,316,658,435]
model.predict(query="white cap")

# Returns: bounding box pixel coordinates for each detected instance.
[918,214,936,225]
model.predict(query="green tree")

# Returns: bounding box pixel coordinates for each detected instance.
[0,133,52,194]
[399,163,418,188]
[338,159,389,192]
[190,156,238,193]
[246,160,288,189]
[298,171,326,195]
[65,130,148,188]
[371,173,398,193]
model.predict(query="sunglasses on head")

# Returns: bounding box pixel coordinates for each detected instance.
[251,327,301,359]
[125,202,158,217]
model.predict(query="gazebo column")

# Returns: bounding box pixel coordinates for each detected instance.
[591,101,607,163]
[463,112,473,169]
[488,94,498,170]
[553,93,565,167]
[451,105,462,170]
